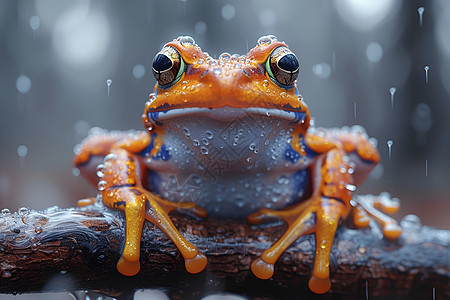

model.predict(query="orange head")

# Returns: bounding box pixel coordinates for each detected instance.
[142,35,310,130]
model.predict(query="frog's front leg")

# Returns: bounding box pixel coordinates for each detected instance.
[248,128,402,294]
[249,148,352,293]
[99,147,208,276]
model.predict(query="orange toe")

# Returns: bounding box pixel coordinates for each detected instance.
[117,257,140,276]
[308,275,331,294]
[185,252,207,274]
[251,257,274,280]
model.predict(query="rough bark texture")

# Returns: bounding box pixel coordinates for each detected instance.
[0,203,449,300]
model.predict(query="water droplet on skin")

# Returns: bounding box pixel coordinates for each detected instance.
[1,208,11,215]
[205,131,213,139]
[35,226,43,234]
[249,143,256,151]
[345,183,356,191]
[177,36,195,46]
[193,139,200,146]
[96,164,105,178]
[213,68,221,75]
[246,157,252,162]
[97,180,107,191]
[257,35,274,45]
[219,52,231,60]
[200,147,209,155]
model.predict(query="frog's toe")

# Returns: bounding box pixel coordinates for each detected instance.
[77,197,96,207]
[185,252,207,274]
[117,257,140,276]
[251,257,274,280]
[383,223,402,240]
[308,275,331,294]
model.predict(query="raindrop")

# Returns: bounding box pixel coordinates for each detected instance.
[389,87,396,109]
[17,145,28,157]
[16,75,31,94]
[424,66,430,83]
[312,63,331,79]
[425,159,428,177]
[417,7,425,27]
[193,139,200,146]
[219,52,231,60]
[411,102,432,145]
[1,208,11,215]
[106,79,112,96]
[213,68,222,75]
[132,64,146,79]
[29,15,40,39]
[221,4,236,20]
[72,168,80,176]
[259,10,277,27]
[366,42,383,63]
[386,140,393,159]
[194,21,207,35]
[353,102,357,119]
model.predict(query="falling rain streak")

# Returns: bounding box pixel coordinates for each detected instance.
[366,280,369,300]
[417,7,424,27]
[389,87,396,109]
[424,66,430,83]
[106,79,112,96]
[353,102,357,119]
[425,159,428,177]
[386,140,393,159]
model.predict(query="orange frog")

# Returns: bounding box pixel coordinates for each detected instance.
[74,35,402,294]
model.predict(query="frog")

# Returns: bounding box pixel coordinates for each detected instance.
[73,35,402,294]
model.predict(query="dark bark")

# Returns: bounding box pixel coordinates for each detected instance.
[0,203,448,299]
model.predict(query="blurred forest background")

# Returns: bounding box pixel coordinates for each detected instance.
[0,0,449,233]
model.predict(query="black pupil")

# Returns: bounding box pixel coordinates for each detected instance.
[153,54,172,72]
[278,54,298,72]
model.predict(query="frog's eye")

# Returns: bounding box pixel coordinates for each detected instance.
[266,47,299,87]
[152,46,185,87]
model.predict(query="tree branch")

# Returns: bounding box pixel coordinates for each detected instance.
[0,203,449,299]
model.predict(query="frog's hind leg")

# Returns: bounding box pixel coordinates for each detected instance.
[351,194,402,240]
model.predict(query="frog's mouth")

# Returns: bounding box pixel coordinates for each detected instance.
[147,106,306,125]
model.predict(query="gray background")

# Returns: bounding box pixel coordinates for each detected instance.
[0,0,449,229]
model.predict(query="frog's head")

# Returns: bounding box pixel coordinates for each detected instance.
[143,35,310,132]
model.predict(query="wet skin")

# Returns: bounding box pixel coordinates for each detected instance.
[74,35,402,294]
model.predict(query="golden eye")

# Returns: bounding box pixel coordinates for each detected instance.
[266,47,299,87]
[152,46,185,87]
